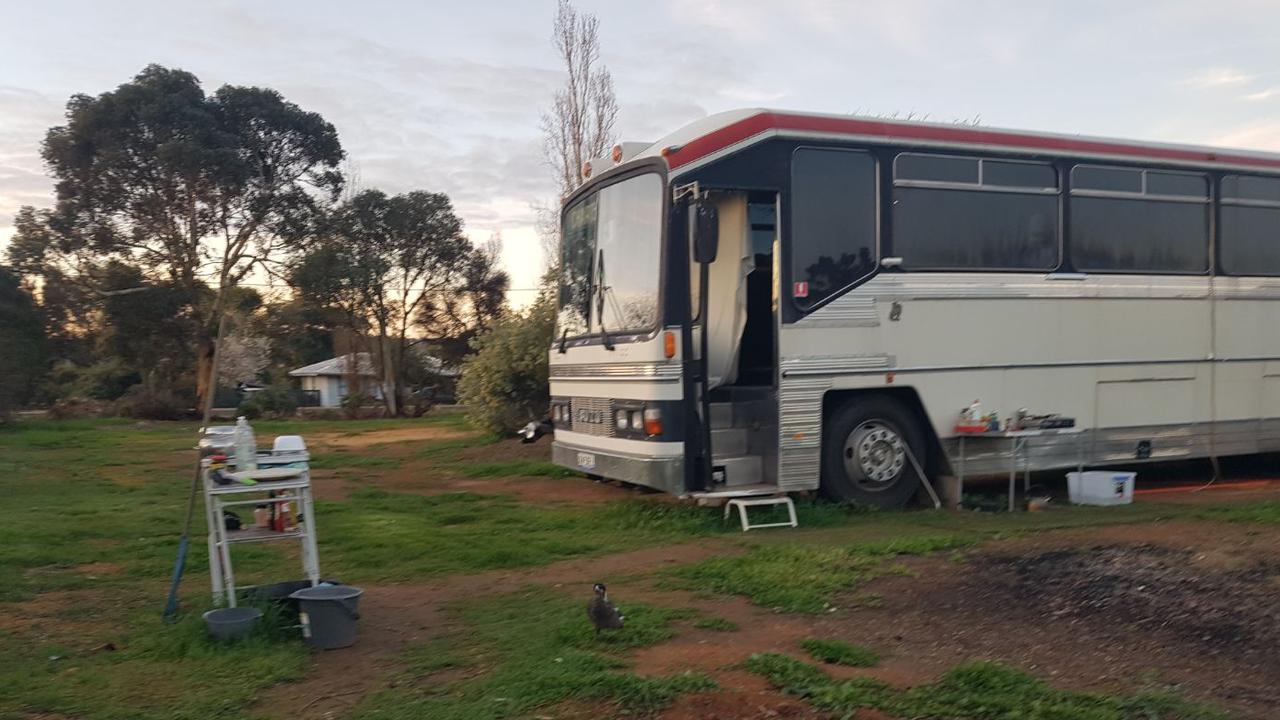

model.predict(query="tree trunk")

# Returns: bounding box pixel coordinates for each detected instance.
[195,339,216,410]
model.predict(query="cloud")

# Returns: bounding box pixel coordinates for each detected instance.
[1213,122,1280,152]
[0,86,64,232]
[1185,67,1256,88]
[1243,88,1279,101]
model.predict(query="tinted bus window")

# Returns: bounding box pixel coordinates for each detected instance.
[1222,174,1280,203]
[895,154,978,184]
[1069,165,1209,274]
[1073,166,1142,193]
[790,148,877,308]
[891,154,1059,270]
[1221,174,1280,276]
[1071,197,1208,273]
[894,189,1057,270]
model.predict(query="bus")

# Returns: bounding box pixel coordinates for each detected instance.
[547,109,1280,508]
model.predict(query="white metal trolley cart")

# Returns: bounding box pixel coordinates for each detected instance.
[955,427,1087,512]
[203,457,320,607]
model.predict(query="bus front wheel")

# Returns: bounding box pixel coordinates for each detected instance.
[820,396,924,508]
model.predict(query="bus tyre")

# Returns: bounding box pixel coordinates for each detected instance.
[820,396,924,508]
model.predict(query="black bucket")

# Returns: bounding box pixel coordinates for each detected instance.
[203,607,262,642]
[289,585,363,650]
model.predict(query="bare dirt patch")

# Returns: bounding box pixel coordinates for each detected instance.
[306,426,473,450]
[809,521,1280,719]
[661,669,828,720]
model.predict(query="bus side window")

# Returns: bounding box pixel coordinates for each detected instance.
[1070,166,1209,274]
[891,154,1060,272]
[789,148,877,309]
[1220,174,1280,277]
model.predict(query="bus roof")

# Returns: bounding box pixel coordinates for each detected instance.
[640,109,1280,176]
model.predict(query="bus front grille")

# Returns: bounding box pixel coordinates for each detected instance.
[569,397,615,437]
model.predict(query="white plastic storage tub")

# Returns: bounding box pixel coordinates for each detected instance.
[1066,471,1135,506]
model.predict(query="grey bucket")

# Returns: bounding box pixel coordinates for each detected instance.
[203,607,262,642]
[289,585,363,649]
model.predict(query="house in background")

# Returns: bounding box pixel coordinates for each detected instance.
[288,353,381,408]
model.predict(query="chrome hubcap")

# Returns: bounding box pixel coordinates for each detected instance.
[843,421,906,490]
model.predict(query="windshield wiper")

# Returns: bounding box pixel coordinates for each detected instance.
[558,328,568,354]
[594,249,615,351]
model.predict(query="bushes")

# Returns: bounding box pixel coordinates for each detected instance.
[44,359,140,402]
[0,268,46,418]
[114,385,185,420]
[47,397,111,420]
[458,292,554,435]
[237,383,301,420]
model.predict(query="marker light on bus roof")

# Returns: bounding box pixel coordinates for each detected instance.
[582,161,592,179]
[612,144,623,163]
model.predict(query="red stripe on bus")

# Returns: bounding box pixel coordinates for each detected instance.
[665,111,1280,172]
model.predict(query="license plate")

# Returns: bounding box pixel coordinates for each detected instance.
[576,452,596,471]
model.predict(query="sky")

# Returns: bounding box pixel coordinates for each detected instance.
[4,0,1280,302]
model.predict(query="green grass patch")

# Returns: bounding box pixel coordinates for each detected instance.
[692,617,740,632]
[317,490,735,583]
[0,601,307,720]
[1198,500,1280,525]
[356,588,714,719]
[456,459,580,479]
[801,638,879,667]
[745,653,1227,720]
[308,453,405,470]
[670,535,974,613]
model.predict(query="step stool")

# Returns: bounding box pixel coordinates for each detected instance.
[723,496,798,532]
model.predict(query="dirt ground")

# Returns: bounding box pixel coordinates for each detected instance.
[248,512,1280,720]
[799,521,1280,720]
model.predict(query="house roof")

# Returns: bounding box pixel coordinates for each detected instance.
[288,352,377,378]
[288,351,459,378]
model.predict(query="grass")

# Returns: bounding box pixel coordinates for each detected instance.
[0,414,1269,719]
[669,535,975,613]
[308,453,404,470]
[744,653,1229,720]
[355,588,715,718]
[1198,500,1280,525]
[455,459,581,478]
[801,638,879,667]
[0,599,308,720]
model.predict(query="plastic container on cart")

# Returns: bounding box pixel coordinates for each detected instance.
[232,416,258,470]
[1066,471,1135,506]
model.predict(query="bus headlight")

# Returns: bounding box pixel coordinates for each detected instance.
[630,410,644,430]
[616,411,630,430]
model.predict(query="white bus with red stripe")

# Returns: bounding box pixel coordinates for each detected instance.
[548,109,1280,506]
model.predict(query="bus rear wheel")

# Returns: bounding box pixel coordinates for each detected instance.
[820,396,924,508]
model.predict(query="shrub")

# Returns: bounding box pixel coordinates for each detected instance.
[113,385,186,420]
[237,382,299,420]
[340,391,372,419]
[47,397,111,420]
[237,394,265,420]
[458,292,554,435]
[44,359,140,402]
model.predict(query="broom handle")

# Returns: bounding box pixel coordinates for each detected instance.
[164,310,228,619]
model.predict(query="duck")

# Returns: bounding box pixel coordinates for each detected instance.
[586,583,624,635]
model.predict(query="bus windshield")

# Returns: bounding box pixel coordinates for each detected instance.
[557,172,663,339]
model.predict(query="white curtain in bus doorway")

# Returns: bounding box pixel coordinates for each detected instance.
[703,195,750,389]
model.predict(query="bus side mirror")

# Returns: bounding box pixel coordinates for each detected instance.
[693,202,719,264]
